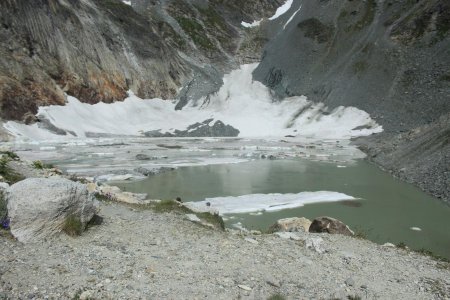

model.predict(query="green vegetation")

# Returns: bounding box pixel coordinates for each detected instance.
[297,18,334,44]
[148,199,193,214]
[195,212,225,230]
[71,289,82,300]
[137,199,225,230]
[196,5,227,31]
[93,192,117,203]
[62,215,84,237]
[440,74,450,82]
[0,151,19,160]
[396,242,407,249]
[353,227,370,240]
[68,174,89,184]
[0,156,24,184]
[176,17,216,50]
[0,191,6,219]
[352,61,368,74]
[416,248,450,264]
[267,294,286,300]
[32,160,54,170]
[354,0,377,30]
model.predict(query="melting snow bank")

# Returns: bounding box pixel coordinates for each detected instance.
[184,191,356,215]
[242,0,294,27]
[4,63,382,142]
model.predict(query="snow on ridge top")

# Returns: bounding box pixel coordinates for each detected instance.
[185,191,356,215]
[241,0,294,28]
[122,1,131,6]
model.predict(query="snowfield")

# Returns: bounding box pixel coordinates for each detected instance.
[4,64,382,142]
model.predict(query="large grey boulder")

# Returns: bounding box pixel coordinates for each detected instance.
[268,217,312,233]
[309,216,354,236]
[6,178,97,242]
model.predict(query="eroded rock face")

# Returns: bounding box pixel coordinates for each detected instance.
[144,119,240,137]
[268,217,312,233]
[0,0,281,121]
[309,216,354,236]
[6,178,97,242]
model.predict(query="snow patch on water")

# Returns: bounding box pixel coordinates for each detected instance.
[4,64,382,142]
[185,191,356,215]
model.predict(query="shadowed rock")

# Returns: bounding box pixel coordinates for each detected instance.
[309,216,354,236]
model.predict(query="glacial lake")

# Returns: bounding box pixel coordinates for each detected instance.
[12,137,450,259]
[114,159,450,259]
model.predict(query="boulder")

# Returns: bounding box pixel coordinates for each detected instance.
[268,217,312,233]
[6,178,98,242]
[309,216,354,236]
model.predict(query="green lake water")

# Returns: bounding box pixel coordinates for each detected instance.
[114,159,450,259]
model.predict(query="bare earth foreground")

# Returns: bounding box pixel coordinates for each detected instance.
[0,202,449,300]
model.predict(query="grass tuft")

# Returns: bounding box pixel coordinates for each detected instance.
[0,151,19,160]
[0,156,24,184]
[267,294,286,300]
[134,200,225,230]
[32,160,54,170]
[62,215,84,237]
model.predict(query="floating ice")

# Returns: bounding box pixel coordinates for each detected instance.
[184,191,356,215]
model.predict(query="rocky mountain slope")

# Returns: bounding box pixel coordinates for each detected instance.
[0,0,280,122]
[253,0,450,202]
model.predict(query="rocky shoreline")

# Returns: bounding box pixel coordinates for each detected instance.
[1,201,449,299]
[0,155,449,299]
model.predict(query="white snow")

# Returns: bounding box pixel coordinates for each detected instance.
[241,20,262,28]
[269,0,294,20]
[283,5,302,29]
[4,63,382,142]
[122,1,131,6]
[184,191,356,215]
[241,0,293,28]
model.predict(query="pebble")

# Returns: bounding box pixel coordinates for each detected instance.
[244,237,258,244]
[79,290,93,300]
[237,285,252,291]
[345,278,355,287]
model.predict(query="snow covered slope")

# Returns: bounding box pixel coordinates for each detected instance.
[4,64,382,141]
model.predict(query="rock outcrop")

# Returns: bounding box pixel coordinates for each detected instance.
[0,0,280,122]
[309,216,354,236]
[268,217,312,233]
[144,119,240,137]
[6,178,97,242]
[253,0,450,202]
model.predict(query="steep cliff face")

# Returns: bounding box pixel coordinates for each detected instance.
[0,0,187,122]
[254,0,450,132]
[0,0,280,122]
[254,0,450,202]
